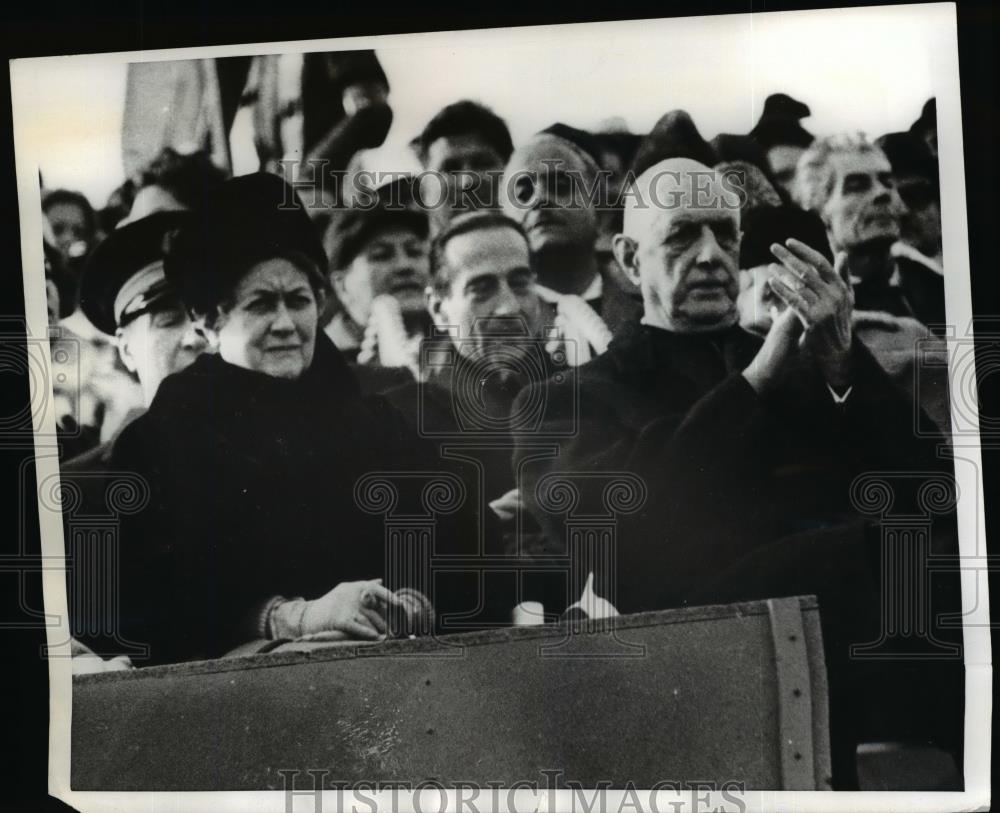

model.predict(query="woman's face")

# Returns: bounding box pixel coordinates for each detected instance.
[335,225,430,325]
[215,258,318,380]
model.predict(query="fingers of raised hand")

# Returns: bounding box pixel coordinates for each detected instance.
[768,272,815,318]
[783,238,838,284]
[770,242,824,293]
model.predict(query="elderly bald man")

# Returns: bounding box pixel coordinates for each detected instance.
[501,132,640,338]
[511,158,960,785]
[512,158,954,601]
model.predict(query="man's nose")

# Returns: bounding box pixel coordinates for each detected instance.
[694,226,725,267]
[491,283,521,316]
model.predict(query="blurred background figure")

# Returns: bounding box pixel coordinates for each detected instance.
[414,100,514,234]
[748,92,815,198]
[323,176,431,388]
[42,188,97,287]
[631,109,717,177]
[710,133,785,213]
[876,129,943,272]
[909,97,937,159]
[120,147,229,225]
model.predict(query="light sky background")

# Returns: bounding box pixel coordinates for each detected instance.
[23,4,953,207]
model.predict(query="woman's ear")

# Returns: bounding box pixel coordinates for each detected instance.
[612,234,641,288]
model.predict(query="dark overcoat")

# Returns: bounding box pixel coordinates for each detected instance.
[110,335,429,665]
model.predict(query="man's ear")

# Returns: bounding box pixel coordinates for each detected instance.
[114,326,139,375]
[612,234,641,288]
[194,310,221,353]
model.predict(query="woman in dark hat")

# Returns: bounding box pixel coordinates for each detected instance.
[110,172,428,665]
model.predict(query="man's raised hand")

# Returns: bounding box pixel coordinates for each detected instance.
[767,239,853,388]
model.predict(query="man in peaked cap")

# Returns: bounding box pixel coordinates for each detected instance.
[749,92,815,198]
[61,210,209,665]
[65,211,208,475]
[75,210,208,412]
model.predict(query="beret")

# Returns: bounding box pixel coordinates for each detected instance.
[739,205,832,271]
[164,172,329,316]
[875,131,938,190]
[79,210,195,334]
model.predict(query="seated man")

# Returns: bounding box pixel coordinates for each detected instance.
[501,131,641,354]
[514,158,960,786]
[386,210,559,504]
[65,211,208,473]
[61,210,209,663]
[793,133,945,334]
[518,156,950,607]
[383,211,569,625]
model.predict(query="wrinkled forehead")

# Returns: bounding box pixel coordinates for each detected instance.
[234,258,316,296]
[828,148,891,181]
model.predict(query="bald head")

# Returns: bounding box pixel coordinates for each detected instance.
[614,158,743,334]
[623,158,742,237]
[501,133,600,261]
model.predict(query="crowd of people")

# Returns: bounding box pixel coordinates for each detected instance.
[46,51,961,789]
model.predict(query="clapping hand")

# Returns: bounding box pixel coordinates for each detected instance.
[766,240,853,388]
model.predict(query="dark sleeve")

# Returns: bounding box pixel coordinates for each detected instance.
[111,419,274,665]
[515,370,769,538]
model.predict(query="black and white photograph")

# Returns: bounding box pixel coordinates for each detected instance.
[3,3,994,811]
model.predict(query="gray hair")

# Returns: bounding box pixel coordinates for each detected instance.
[792,132,884,214]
